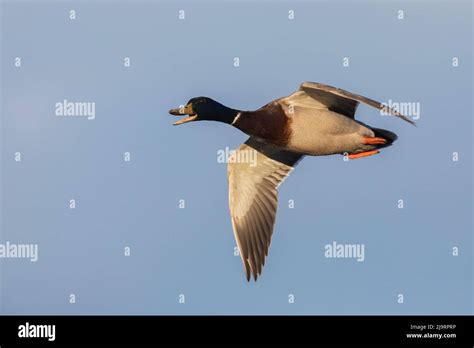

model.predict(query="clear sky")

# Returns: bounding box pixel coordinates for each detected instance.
[1,0,472,314]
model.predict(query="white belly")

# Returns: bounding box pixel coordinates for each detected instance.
[286,109,374,156]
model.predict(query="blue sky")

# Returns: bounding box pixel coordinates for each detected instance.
[0,0,472,314]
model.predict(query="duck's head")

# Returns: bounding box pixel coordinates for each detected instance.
[169,97,239,126]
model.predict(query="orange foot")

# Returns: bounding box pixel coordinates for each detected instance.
[362,136,387,145]
[348,150,380,159]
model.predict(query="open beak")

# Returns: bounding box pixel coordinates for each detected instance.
[169,104,198,126]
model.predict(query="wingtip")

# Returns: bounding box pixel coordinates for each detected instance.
[245,270,259,282]
[405,117,417,127]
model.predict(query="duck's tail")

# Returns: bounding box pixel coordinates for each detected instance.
[371,127,398,149]
[348,127,399,159]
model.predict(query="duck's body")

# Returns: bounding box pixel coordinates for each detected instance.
[169,82,415,281]
[235,101,379,156]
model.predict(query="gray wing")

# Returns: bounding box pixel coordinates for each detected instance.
[227,137,303,281]
[299,82,416,125]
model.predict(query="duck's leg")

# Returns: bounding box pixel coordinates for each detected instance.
[346,135,386,159]
[348,150,379,159]
[361,136,387,145]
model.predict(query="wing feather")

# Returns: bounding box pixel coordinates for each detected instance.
[298,81,416,125]
[227,137,303,281]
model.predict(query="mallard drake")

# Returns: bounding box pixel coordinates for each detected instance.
[169,82,415,281]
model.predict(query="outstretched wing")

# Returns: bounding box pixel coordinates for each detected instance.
[298,82,416,125]
[227,137,303,281]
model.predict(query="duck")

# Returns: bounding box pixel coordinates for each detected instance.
[169,82,415,281]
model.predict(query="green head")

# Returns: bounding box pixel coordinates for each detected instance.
[169,97,239,126]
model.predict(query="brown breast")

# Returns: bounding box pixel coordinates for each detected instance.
[233,101,292,148]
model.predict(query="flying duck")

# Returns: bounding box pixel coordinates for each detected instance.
[169,82,415,281]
